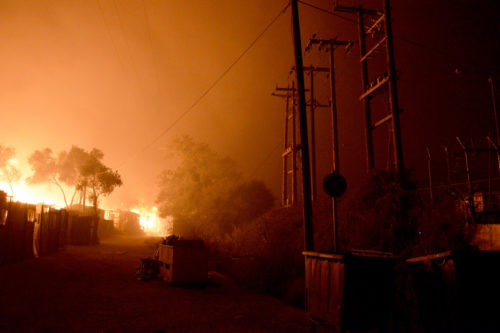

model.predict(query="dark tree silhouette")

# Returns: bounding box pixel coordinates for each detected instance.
[79,148,122,218]
[28,146,88,208]
[28,146,122,214]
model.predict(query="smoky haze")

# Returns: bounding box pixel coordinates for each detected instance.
[0,0,498,210]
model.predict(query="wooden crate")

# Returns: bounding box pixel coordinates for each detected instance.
[158,240,207,285]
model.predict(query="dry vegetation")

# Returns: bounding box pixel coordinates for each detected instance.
[208,170,472,306]
[158,137,472,305]
[340,170,472,257]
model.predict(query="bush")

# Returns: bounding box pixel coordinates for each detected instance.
[211,204,305,305]
[340,170,472,257]
[340,170,418,254]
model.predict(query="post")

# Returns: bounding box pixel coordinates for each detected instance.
[384,0,405,176]
[309,68,317,201]
[457,137,472,195]
[488,75,499,145]
[329,42,340,251]
[291,0,314,251]
[358,7,375,170]
[292,81,297,204]
[486,136,500,173]
[282,86,290,206]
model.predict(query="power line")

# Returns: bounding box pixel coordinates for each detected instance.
[297,0,355,23]
[95,0,128,76]
[118,2,291,168]
[141,0,163,98]
[247,140,282,180]
[298,0,498,72]
[112,0,145,91]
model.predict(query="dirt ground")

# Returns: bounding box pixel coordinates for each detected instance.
[0,234,309,333]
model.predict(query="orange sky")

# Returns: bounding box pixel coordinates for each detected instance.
[1,0,499,210]
[0,0,295,209]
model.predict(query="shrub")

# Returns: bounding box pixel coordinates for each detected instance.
[212,204,305,304]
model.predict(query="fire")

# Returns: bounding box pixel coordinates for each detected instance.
[0,155,63,207]
[0,178,66,209]
[131,205,171,235]
[1,154,173,237]
[0,180,64,208]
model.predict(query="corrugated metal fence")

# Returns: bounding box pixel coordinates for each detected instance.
[0,199,102,266]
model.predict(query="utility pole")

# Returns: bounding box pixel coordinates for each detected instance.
[273,84,298,206]
[306,37,351,252]
[305,66,329,201]
[334,0,405,177]
[488,75,499,145]
[309,67,317,201]
[291,0,314,251]
[289,65,329,202]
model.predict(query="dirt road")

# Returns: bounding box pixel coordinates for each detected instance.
[0,234,308,332]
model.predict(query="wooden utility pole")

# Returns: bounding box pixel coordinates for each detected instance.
[488,76,499,145]
[305,66,330,201]
[289,65,329,202]
[273,84,298,206]
[383,0,404,176]
[309,67,317,201]
[335,0,404,176]
[306,37,350,251]
[291,0,314,251]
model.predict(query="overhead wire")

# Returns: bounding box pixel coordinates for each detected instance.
[297,0,355,23]
[95,0,128,76]
[118,2,291,168]
[109,0,499,190]
[121,0,491,176]
[141,0,163,98]
[112,0,145,91]
[116,0,488,178]
[298,0,498,72]
[247,140,283,180]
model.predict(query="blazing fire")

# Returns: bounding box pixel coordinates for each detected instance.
[0,157,65,208]
[0,180,63,208]
[131,206,171,235]
[0,156,169,236]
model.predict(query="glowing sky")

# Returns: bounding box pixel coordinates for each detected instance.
[0,0,498,209]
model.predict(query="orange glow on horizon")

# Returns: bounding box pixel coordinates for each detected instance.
[0,156,65,208]
[0,181,63,208]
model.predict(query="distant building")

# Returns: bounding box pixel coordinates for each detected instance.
[104,209,142,234]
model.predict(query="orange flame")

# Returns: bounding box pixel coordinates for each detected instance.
[131,206,172,236]
[0,158,64,207]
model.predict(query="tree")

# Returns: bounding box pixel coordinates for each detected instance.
[28,146,122,213]
[218,180,275,234]
[156,136,275,238]
[0,145,21,196]
[28,146,88,208]
[79,148,122,217]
